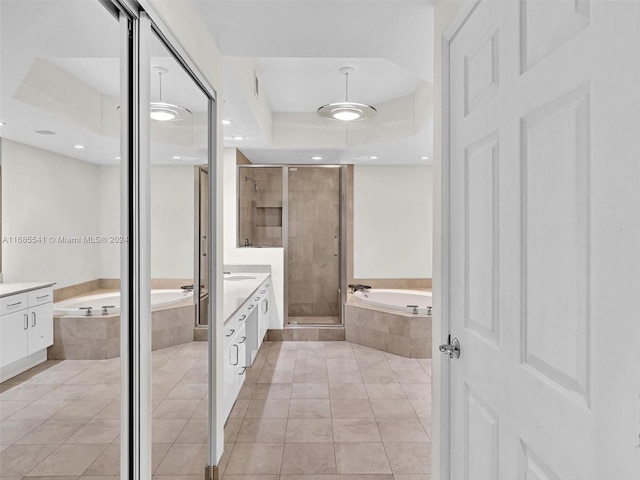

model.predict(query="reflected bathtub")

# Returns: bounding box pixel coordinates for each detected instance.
[53,289,193,316]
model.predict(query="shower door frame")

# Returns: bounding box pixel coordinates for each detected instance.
[236,164,348,326]
[194,166,209,328]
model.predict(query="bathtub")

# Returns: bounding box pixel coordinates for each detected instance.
[353,289,432,315]
[53,289,193,316]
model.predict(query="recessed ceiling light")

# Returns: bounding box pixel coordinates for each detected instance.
[369,156,378,160]
[222,119,232,125]
[232,136,245,140]
[36,130,56,136]
[420,156,429,160]
[73,145,85,150]
[172,155,182,160]
[311,156,323,161]
[114,156,122,160]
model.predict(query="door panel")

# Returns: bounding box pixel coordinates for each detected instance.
[447,1,640,478]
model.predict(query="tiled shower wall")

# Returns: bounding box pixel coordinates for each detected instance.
[288,167,341,317]
[238,167,283,247]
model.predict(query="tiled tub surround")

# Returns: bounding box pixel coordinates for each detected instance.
[50,271,273,360]
[0,340,432,478]
[344,299,432,358]
[49,300,195,360]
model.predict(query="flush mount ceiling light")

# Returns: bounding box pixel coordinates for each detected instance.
[317,66,377,122]
[150,66,191,122]
[73,144,85,150]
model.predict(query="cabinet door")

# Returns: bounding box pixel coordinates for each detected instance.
[0,311,29,367]
[258,288,271,342]
[27,303,54,354]
[236,339,247,395]
[223,344,238,421]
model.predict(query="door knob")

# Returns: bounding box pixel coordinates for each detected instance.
[439,336,461,359]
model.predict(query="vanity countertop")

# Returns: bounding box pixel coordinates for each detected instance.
[223,273,270,321]
[0,282,56,298]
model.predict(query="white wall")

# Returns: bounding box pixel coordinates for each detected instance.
[97,165,120,279]
[150,166,195,279]
[1,140,195,287]
[1,139,101,288]
[223,148,285,329]
[99,165,195,280]
[354,165,433,278]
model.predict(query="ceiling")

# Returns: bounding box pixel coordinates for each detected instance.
[196,0,436,165]
[0,0,435,167]
[0,0,209,166]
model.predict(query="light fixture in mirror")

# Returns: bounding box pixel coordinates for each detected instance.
[150,66,191,122]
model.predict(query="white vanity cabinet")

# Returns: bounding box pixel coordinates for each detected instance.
[222,323,246,421]
[221,273,273,421]
[0,284,54,382]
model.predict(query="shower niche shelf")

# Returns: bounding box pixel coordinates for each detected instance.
[255,207,282,227]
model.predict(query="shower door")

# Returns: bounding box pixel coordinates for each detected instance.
[286,166,343,325]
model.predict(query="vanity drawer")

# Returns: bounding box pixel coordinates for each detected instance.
[1,293,28,316]
[28,288,53,307]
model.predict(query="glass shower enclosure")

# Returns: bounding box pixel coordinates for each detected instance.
[237,165,346,326]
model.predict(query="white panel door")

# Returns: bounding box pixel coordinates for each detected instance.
[446,1,640,478]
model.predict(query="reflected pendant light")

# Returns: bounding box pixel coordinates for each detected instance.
[317,66,377,122]
[150,66,191,122]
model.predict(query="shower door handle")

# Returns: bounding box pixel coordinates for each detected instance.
[334,235,339,257]
[201,236,207,257]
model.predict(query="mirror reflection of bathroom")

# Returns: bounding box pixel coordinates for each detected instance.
[0,0,126,444]
[147,30,210,470]
[0,4,210,471]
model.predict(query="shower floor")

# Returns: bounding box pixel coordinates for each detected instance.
[287,316,340,326]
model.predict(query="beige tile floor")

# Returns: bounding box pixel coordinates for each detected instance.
[0,340,432,480]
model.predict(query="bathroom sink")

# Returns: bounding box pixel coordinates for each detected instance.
[224,275,257,281]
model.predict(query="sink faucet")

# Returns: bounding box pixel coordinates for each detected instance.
[79,306,93,317]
